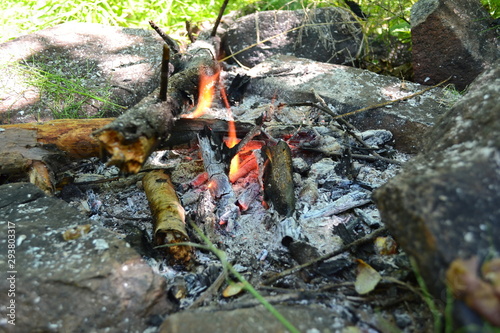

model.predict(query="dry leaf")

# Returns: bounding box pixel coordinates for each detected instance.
[374,236,398,255]
[355,259,381,295]
[222,282,245,298]
[62,224,91,241]
[446,256,500,327]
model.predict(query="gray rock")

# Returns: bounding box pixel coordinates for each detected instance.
[223,7,362,67]
[373,64,500,318]
[411,0,499,91]
[0,22,163,123]
[0,182,172,332]
[247,55,453,153]
[159,304,353,332]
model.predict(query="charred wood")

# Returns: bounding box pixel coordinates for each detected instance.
[197,126,239,232]
[92,36,221,174]
[261,140,296,217]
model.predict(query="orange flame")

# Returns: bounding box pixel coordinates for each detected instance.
[185,68,243,181]
[184,69,220,119]
[220,83,241,180]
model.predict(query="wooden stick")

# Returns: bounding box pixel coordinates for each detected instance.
[143,169,193,265]
[211,0,230,37]
[148,20,180,54]
[159,44,170,101]
[198,126,239,232]
[331,78,451,120]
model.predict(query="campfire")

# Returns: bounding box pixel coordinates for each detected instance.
[0,9,437,332]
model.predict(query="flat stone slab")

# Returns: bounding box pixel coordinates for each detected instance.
[245,55,453,153]
[0,182,172,332]
[0,22,163,123]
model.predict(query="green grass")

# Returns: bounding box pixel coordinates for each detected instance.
[1,0,497,43]
[3,56,124,119]
[0,0,496,120]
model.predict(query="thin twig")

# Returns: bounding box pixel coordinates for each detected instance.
[262,227,388,285]
[211,0,230,37]
[185,21,195,43]
[231,123,262,157]
[311,89,400,164]
[219,22,358,63]
[149,20,180,54]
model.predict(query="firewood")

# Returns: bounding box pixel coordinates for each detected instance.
[0,118,259,178]
[198,126,239,232]
[1,118,113,160]
[28,160,54,194]
[92,37,221,174]
[262,140,296,217]
[142,169,193,265]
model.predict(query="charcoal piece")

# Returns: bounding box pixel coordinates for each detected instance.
[227,74,250,105]
[262,140,296,216]
[286,240,320,265]
[316,258,354,278]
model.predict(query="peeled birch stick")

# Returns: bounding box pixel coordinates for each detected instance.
[143,169,193,265]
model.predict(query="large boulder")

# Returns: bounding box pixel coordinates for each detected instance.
[0,22,163,123]
[0,183,172,332]
[411,0,499,91]
[222,7,363,68]
[373,64,500,327]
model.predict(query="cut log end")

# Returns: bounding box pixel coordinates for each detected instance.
[94,130,157,174]
[155,230,193,265]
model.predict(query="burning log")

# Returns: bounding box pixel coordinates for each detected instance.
[142,169,193,265]
[92,35,221,174]
[197,126,239,232]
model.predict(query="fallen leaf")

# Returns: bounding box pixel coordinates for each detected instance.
[355,259,381,295]
[446,256,500,327]
[222,282,245,298]
[374,236,398,255]
[62,224,91,241]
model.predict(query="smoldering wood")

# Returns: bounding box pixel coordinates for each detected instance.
[261,140,296,217]
[92,36,221,174]
[236,182,261,211]
[197,126,239,232]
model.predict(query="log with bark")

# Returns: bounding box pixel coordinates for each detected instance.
[143,169,193,265]
[92,37,222,174]
[0,118,256,175]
